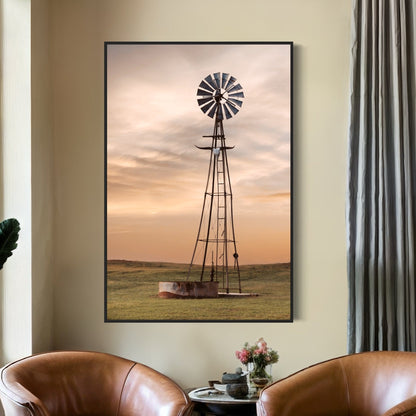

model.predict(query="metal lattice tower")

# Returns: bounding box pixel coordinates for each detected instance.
[188,72,244,294]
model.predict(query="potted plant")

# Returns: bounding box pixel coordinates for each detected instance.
[0,218,20,270]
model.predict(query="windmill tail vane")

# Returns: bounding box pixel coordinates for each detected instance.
[188,72,244,294]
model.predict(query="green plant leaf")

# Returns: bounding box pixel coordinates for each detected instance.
[0,218,20,270]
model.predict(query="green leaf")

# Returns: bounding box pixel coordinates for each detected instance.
[0,218,20,270]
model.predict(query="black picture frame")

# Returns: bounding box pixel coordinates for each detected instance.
[105,42,293,322]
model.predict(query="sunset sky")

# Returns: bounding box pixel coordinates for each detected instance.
[106,43,291,265]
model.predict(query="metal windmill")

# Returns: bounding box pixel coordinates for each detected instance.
[188,72,244,294]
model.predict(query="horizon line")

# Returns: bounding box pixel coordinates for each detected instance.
[107,258,291,266]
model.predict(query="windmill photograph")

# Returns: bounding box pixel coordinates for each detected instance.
[105,42,292,322]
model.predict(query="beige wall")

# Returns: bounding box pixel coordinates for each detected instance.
[31,0,54,355]
[45,0,351,388]
[0,0,33,363]
[0,0,54,364]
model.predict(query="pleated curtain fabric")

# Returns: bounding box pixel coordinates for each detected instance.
[347,0,416,353]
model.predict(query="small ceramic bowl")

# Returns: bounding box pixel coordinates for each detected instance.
[226,383,249,399]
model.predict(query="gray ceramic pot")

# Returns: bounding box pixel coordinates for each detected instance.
[226,383,249,399]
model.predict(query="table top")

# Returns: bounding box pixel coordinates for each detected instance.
[189,387,258,405]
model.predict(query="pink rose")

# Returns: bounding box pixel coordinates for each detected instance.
[256,338,268,353]
[236,348,250,364]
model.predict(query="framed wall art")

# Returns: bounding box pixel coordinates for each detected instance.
[105,42,293,322]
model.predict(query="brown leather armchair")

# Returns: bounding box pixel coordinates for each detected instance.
[257,351,416,416]
[0,351,193,416]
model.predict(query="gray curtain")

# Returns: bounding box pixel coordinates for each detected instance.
[347,0,416,353]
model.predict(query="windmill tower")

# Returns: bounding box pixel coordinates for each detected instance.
[188,72,244,294]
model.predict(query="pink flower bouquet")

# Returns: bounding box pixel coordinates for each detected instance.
[235,338,279,379]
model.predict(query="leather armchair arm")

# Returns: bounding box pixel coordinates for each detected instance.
[119,363,193,416]
[0,381,50,416]
[382,396,416,416]
[257,360,349,416]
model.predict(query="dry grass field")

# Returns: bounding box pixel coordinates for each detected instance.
[106,260,291,321]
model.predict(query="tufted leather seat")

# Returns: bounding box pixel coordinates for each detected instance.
[0,351,193,416]
[257,351,416,416]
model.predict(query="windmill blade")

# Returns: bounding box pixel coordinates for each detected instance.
[227,83,243,93]
[228,97,243,107]
[201,100,215,114]
[199,80,215,92]
[225,100,239,115]
[223,103,233,119]
[221,73,229,88]
[197,88,212,97]
[198,97,214,107]
[207,103,218,118]
[229,91,244,99]
[213,72,221,89]
[225,75,236,91]
[204,74,218,90]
